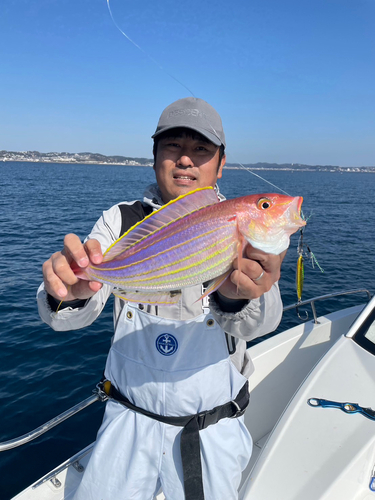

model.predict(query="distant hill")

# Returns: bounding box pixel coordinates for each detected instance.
[0,150,153,166]
[225,161,374,172]
[1,150,374,172]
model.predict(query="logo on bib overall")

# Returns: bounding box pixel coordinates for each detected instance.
[155,333,178,356]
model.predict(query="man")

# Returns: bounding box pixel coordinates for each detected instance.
[38,97,283,499]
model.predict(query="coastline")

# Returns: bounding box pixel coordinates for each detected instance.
[1,159,374,173]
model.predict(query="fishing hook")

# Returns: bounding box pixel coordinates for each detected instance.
[296,305,309,320]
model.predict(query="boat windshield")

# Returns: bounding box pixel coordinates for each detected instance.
[353,304,375,355]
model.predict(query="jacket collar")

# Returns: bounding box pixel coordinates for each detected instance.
[142,183,226,209]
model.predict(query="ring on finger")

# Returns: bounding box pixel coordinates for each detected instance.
[253,270,264,282]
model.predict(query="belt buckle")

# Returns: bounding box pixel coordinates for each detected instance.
[94,381,110,402]
[197,411,207,429]
[197,407,220,429]
[230,401,246,418]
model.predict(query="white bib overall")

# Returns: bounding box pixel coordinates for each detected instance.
[73,302,252,500]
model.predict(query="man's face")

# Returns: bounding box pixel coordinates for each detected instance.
[154,131,226,203]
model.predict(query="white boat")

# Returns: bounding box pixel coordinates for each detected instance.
[3,289,375,500]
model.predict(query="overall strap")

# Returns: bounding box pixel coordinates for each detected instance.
[100,380,249,500]
[118,201,153,237]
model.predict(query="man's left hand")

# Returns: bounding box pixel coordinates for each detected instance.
[217,245,287,301]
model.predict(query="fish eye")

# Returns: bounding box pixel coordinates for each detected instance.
[257,198,272,210]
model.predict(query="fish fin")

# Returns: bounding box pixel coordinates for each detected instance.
[196,270,232,302]
[112,289,182,306]
[103,187,219,261]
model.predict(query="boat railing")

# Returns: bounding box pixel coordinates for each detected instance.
[0,288,372,453]
[0,385,108,453]
[283,288,372,324]
[32,443,95,490]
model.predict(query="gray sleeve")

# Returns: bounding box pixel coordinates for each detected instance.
[36,282,112,331]
[36,205,122,331]
[209,282,283,341]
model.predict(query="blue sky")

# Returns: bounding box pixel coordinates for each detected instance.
[1,0,374,166]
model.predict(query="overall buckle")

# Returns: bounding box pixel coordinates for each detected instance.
[230,400,246,418]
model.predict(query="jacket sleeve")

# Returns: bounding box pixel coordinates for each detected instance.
[36,205,122,332]
[209,282,283,341]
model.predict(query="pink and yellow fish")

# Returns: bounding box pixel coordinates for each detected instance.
[75,187,305,305]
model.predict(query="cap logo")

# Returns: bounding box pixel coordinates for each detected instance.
[168,108,205,119]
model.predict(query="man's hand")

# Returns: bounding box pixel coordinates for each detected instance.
[42,234,103,301]
[218,245,287,301]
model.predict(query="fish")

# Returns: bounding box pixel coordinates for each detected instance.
[74,187,306,305]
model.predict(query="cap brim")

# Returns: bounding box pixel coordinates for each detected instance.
[152,125,223,147]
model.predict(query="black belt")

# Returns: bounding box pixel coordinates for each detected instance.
[99,380,249,500]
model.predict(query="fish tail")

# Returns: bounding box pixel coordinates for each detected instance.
[70,260,90,281]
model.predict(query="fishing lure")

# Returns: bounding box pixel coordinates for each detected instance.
[296,248,305,302]
[295,224,324,318]
[295,228,306,320]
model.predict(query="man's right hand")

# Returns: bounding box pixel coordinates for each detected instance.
[42,233,103,301]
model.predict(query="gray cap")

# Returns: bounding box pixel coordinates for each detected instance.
[152,97,226,147]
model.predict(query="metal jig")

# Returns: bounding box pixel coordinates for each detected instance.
[296,228,308,320]
[295,225,324,320]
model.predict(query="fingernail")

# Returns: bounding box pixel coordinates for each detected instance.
[79,257,89,267]
[58,288,67,297]
[91,281,103,290]
[92,253,102,264]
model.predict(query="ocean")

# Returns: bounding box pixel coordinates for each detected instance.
[0,162,374,499]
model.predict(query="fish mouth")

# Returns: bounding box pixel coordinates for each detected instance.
[295,196,306,226]
[297,196,303,214]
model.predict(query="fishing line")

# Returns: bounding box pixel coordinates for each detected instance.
[105,0,293,198]
[106,0,323,284]
[105,0,322,289]
[106,0,196,98]
[104,0,323,316]
[229,160,293,196]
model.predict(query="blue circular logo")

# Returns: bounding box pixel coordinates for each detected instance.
[155,333,178,356]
